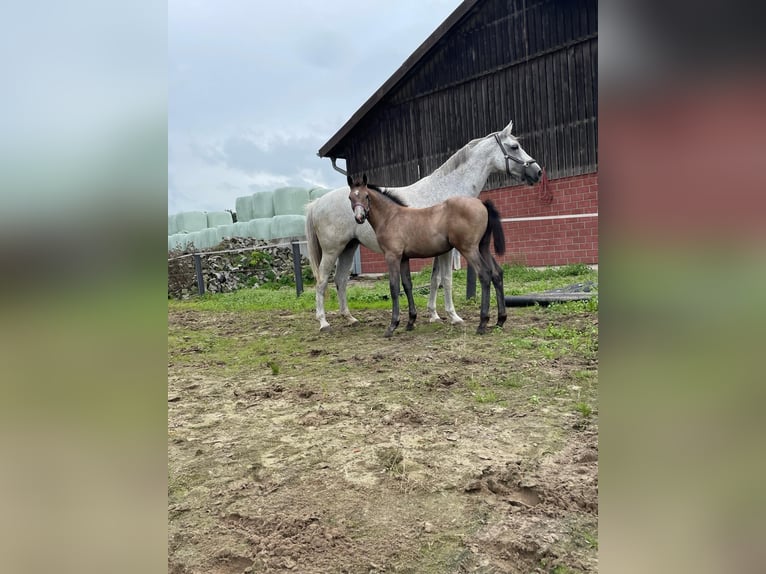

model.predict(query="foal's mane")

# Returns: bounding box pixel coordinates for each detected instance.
[365,183,408,207]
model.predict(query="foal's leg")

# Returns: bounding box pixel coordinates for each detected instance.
[491,257,507,328]
[479,240,507,329]
[385,255,402,338]
[477,269,492,335]
[463,251,492,334]
[335,242,360,325]
[476,267,491,335]
[400,260,417,331]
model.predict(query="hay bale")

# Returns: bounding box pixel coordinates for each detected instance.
[273,187,310,216]
[251,190,275,219]
[201,227,223,249]
[309,187,332,201]
[270,214,306,240]
[235,195,255,223]
[168,214,179,236]
[217,223,237,240]
[168,233,194,252]
[186,230,206,250]
[206,211,233,228]
[175,211,208,233]
[245,218,273,240]
[230,221,250,238]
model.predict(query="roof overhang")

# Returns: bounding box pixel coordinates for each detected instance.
[317,0,481,159]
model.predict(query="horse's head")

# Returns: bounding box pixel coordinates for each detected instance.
[347,174,370,224]
[492,121,543,186]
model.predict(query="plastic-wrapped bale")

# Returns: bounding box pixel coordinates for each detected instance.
[169,233,194,252]
[235,195,255,223]
[270,214,307,241]
[186,231,207,251]
[251,190,275,219]
[273,187,310,216]
[230,221,251,238]
[309,187,332,201]
[217,223,237,240]
[175,211,208,233]
[202,227,223,250]
[170,231,199,251]
[206,211,233,228]
[178,233,195,251]
[168,214,179,236]
[245,218,272,240]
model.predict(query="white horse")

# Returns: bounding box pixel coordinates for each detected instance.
[305,120,541,332]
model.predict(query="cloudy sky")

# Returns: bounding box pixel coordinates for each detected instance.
[168,0,464,215]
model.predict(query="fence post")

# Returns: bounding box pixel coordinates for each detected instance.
[466,265,476,300]
[193,253,205,296]
[292,241,303,297]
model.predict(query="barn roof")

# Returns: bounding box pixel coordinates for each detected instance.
[317,0,481,159]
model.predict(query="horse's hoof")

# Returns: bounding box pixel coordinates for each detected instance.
[406,324,415,331]
[320,325,332,333]
[384,330,394,338]
[476,326,487,335]
[450,317,465,326]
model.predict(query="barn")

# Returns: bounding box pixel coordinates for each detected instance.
[318,0,597,272]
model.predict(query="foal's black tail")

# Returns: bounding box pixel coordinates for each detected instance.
[481,200,506,255]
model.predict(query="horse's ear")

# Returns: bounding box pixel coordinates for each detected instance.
[363,174,368,185]
[347,175,353,187]
[503,120,514,134]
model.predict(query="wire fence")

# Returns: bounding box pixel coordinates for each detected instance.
[168,240,310,299]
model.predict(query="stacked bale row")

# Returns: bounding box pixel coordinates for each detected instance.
[168,186,332,252]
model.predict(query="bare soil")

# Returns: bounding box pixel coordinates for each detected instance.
[168,297,598,573]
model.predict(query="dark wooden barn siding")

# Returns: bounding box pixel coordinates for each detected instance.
[338,0,597,188]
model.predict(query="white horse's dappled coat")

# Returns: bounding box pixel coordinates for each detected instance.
[305,121,541,332]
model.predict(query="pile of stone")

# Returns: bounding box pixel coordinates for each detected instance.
[167,237,311,299]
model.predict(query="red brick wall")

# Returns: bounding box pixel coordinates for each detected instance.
[359,172,598,273]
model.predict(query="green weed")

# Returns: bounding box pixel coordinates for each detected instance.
[266,360,280,375]
[575,402,593,418]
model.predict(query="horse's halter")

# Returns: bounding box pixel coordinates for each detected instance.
[351,190,370,221]
[493,132,535,175]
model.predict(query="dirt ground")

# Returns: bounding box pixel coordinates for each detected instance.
[168,294,598,573]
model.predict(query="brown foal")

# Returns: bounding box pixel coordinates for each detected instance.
[348,175,507,337]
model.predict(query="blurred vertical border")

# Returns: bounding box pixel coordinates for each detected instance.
[0,1,167,573]
[601,0,766,572]
[2,0,766,572]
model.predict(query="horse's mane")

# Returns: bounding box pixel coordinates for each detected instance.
[429,137,484,177]
[429,131,520,178]
[366,183,408,207]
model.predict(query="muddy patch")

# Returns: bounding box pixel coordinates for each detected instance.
[169,304,598,573]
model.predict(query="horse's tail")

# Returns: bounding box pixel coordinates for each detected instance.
[482,200,506,256]
[305,201,322,279]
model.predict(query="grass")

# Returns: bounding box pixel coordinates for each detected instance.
[266,360,280,375]
[376,446,405,474]
[168,262,598,417]
[579,529,598,550]
[168,262,599,573]
[168,263,598,315]
[575,402,593,418]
